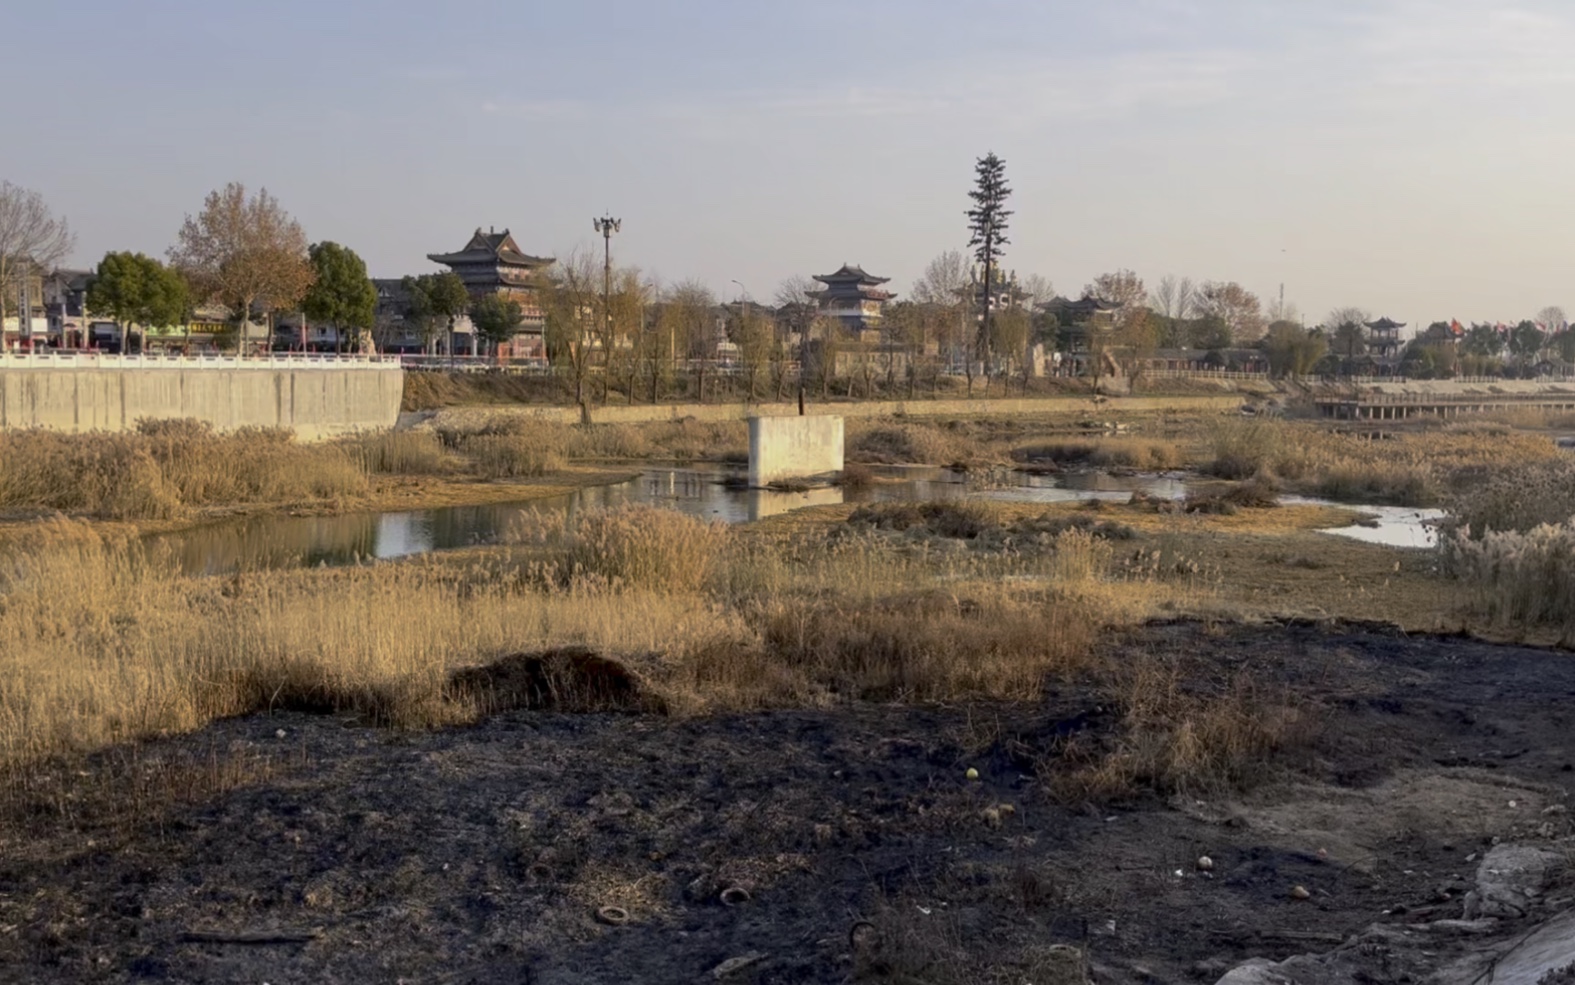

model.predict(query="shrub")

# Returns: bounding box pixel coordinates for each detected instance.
[1439,521,1575,636]
[1050,654,1313,802]
[1446,458,1575,537]
[846,501,1002,539]
[1014,437,1182,471]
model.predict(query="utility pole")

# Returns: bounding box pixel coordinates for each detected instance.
[593,214,621,402]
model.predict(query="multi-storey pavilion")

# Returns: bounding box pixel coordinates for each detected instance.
[808,264,894,331]
[1364,317,1406,364]
[425,228,556,356]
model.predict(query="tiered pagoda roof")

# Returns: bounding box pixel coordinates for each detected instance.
[809,264,895,301]
[1364,317,1406,331]
[1040,295,1122,321]
[427,228,554,292]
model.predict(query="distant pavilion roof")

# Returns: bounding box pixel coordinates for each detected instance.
[1364,317,1406,331]
[1040,295,1121,318]
[813,264,891,287]
[427,228,554,269]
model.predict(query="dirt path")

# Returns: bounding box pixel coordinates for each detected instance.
[2,623,1572,984]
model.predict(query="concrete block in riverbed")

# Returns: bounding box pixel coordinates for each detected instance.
[748,415,844,487]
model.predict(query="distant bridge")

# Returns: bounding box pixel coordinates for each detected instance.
[1314,391,1575,421]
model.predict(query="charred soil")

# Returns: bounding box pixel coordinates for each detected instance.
[2,622,1573,984]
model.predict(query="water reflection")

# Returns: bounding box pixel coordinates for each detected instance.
[147,466,1227,575]
[1282,496,1446,549]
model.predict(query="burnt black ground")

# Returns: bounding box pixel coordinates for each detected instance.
[2,622,1573,985]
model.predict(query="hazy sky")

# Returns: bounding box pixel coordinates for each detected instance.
[9,0,1574,326]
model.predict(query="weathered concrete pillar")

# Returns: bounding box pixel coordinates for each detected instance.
[748,415,845,487]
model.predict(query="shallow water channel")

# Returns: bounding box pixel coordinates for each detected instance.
[148,466,1437,575]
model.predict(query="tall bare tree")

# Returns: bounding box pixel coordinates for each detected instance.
[604,267,651,403]
[540,247,602,405]
[1148,274,1195,348]
[168,183,313,352]
[0,181,75,329]
[1536,305,1567,332]
[911,250,970,306]
[772,275,819,408]
[1084,269,1146,311]
[1195,281,1266,344]
[660,280,716,402]
[1018,273,1055,307]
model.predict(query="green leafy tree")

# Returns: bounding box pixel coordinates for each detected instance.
[86,252,190,353]
[401,272,470,355]
[1554,329,1575,366]
[470,293,524,354]
[965,152,1011,393]
[1188,314,1233,351]
[302,242,376,351]
[1508,320,1547,372]
[1462,323,1505,359]
[1262,321,1328,378]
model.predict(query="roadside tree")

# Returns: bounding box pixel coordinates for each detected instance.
[0,181,74,328]
[470,293,523,355]
[302,242,376,351]
[168,183,313,351]
[85,252,190,353]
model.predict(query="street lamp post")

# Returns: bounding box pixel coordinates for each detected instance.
[593,214,621,403]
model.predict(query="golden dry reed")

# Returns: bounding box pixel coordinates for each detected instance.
[0,504,1225,785]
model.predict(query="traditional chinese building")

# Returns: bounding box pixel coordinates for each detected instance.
[426,228,555,356]
[808,264,894,331]
[1364,317,1406,365]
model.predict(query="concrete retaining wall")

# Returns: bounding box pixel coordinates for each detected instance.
[414,393,1251,431]
[0,360,404,440]
[748,416,845,487]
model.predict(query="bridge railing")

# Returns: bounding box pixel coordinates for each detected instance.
[0,352,399,370]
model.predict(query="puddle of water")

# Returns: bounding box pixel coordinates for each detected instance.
[1281,496,1446,549]
[149,466,1192,575]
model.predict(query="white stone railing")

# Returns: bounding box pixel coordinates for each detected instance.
[0,352,399,370]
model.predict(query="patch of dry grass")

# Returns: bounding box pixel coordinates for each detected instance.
[1205,419,1561,506]
[0,422,370,520]
[1013,436,1184,471]
[347,430,452,475]
[1053,656,1313,802]
[1440,520,1575,640]
[1446,458,1575,537]
[0,500,1216,782]
[847,423,981,467]
[435,418,748,464]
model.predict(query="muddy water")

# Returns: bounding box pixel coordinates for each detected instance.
[149,467,1192,575]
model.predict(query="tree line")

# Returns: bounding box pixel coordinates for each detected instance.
[4,170,1571,384]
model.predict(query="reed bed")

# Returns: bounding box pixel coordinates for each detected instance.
[1206,419,1561,506]
[0,503,1216,779]
[0,422,369,519]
